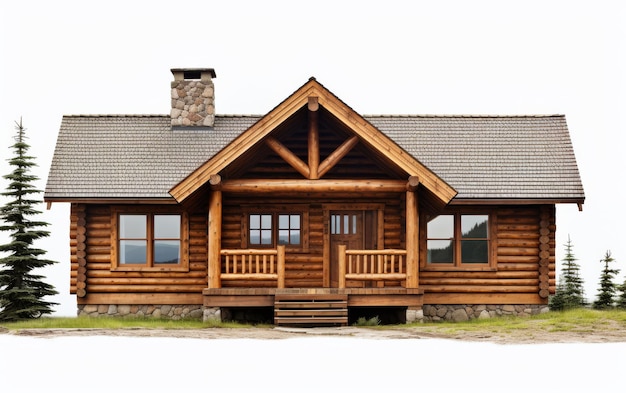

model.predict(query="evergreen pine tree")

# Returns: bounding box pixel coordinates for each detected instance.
[0,119,58,321]
[593,250,619,309]
[616,279,626,309]
[549,235,586,310]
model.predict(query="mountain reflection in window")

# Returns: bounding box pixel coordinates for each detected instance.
[427,214,489,265]
[461,215,488,263]
[427,215,454,264]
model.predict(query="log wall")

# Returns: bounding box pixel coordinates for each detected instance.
[73,204,208,305]
[70,201,556,307]
[421,205,556,305]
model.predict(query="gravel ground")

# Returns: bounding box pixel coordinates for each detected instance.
[5,319,626,344]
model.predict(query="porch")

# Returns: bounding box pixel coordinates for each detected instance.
[202,246,424,326]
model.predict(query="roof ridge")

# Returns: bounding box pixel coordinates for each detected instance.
[63,114,265,118]
[363,114,565,118]
[63,114,167,118]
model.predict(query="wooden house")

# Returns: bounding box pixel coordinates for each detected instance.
[44,68,585,325]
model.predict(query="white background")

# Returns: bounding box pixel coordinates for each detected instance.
[1,334,623,392]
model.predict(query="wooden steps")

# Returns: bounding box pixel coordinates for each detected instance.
[274,293,348,327]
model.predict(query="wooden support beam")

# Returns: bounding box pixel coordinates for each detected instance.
[318,135,359,178]
[308,97,320,180]
[406,176,420,191]
[221,179,407,193]
[405,190,419,288]
[208,190,222,288]
[277,245,286,289]
[338,244,347,289]
[265,137,310,178]
[209,174,222,190]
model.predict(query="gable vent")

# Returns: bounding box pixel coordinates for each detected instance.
[170,68,216,127]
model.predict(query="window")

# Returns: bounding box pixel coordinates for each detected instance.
[112,209,188,271]
[249,213,301,247]
[426,213,490,268]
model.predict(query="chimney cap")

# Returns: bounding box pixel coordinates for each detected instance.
[171,68,216,81]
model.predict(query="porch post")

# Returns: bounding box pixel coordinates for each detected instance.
[405,189,419,288]
[277,245,286,289]
[208,190,222,288]
[338,244,347,289]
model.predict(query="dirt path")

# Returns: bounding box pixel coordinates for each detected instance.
[6,320,626,344]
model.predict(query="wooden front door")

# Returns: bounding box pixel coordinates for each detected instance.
[329,210,378,287]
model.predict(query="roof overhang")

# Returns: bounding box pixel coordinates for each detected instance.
[43,197,178,208]
[450,197,585,211]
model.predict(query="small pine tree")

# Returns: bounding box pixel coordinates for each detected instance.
[549,235,586,310]
[616,279,626,309]
[0,119,58,321]
[593,251,619,310]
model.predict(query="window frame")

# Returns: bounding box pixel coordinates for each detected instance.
[421,210,496,271]
[241,205,309,253]
[111,207,189,272]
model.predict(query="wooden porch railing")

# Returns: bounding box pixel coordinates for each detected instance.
[337,244,407,288]
[220,245,285,288]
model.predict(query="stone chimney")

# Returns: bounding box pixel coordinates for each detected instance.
[170,68,216,127]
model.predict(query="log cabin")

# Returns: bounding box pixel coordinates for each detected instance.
[44,68,585,325]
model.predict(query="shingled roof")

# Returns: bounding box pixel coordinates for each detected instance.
[44,113,584,204]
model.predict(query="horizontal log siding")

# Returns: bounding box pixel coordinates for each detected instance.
[77,205,207,303]
[421,205,555,305]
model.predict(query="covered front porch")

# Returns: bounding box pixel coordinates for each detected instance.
[202,246,424,326]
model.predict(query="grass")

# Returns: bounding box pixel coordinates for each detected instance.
[403,308,626,336]
[0,316,258,331]
[2,308,626,334]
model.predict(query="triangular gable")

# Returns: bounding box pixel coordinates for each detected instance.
[169,78,457,203]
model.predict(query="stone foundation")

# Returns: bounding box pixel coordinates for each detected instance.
[421,304,550,322]
[78,304,203,320]
[77,304,549,324]
[203,307,221,322]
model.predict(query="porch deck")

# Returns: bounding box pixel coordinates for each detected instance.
[203,287,424,326]
[202,287,424,307]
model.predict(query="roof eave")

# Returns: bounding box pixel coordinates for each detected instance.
[450,197,585,211]
[44,197,178,206]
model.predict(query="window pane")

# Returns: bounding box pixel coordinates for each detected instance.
[154,240,180,264]
[250,230,260,244]
[461,240,488,263]
[250,215,260,230]
[154,215,180,238]
[120,240,147,264]
[290,215,300,228]
[462,215,488,238]
[427,215,454,238]
[261,229,272,245]
[331,215,339,234]
[344,215,349,235]
[427,240,453,263]
[120,215,146,238]
[352,215,357,234]
[291,230,300,245]
[279,215,289,229]
[278,230,289,245]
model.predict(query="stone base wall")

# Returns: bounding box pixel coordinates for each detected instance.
[78,304,203,320]
[77,304,549,324]
[421,304,550,322]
